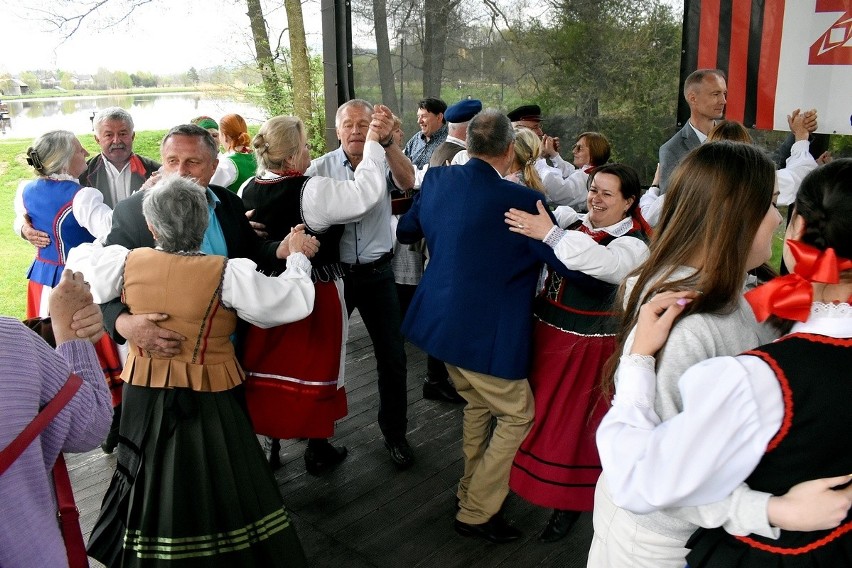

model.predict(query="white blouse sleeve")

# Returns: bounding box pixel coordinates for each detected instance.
[639,186,663,227]
[550,232,649,284]
[536,160,589,210]
[300,140,388,232]
[210,156,237,188]
[13,180,28,236]
[72,186,113,240]
[597,354,783,514]
[551,206,580,229]
[221,253,315,328]
[65,243,130,303]
[776,140,817,207]
[548,154,577,178]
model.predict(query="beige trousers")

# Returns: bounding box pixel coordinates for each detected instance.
[447,364,534,525]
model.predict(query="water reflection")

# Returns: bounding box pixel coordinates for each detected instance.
[0,93,266,139]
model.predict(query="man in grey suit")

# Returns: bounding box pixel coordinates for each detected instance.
[657,69,727,193]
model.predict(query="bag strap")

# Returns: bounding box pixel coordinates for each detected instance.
[54,453,88,568]
[0,373,83,474]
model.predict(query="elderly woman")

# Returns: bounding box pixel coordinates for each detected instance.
[503,163,650,542]
[14,130,112,317]
[68,175,316,567]
[237,104,396,474]
[505,127,545,192]
[210,113,258,193]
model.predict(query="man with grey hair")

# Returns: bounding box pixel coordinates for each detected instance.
[81,106,160,207]
[307,98,418,470]
[397,109,562,543]
[101,124,300,368]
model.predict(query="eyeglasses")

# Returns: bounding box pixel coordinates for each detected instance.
[573,144,586,152]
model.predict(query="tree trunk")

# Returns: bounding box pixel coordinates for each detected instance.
[285,0,313,122]
[372,0,400,112]
[422,0,452,98]
[245,0,287,115]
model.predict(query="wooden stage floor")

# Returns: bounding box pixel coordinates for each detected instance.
[68,312,593,567]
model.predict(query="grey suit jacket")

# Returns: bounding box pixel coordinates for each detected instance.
[658,122,701,194]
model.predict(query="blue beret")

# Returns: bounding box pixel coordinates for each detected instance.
[444,99,482,123]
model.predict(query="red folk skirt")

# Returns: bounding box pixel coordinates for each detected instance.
[240,280,348,439]
[509,318,613,511]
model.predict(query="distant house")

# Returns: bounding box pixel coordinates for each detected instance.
[40,74,59,89]
[4,78,29,96]
[75,74,95,88]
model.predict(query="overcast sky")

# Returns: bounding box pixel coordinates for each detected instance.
[3,0,682,77]
[2,0,327,76]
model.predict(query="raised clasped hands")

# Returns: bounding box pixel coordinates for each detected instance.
[368,104,395,144]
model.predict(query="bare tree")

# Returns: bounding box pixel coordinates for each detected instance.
[285,0,313,121]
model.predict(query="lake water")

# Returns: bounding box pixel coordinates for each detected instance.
[0,93,268,140]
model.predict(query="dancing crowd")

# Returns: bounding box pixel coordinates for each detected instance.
[1,66,850,568]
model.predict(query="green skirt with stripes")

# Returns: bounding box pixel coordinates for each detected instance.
[88,384,307,567]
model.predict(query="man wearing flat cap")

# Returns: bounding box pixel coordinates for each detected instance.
[429,99,482,167]
[508,104,589,210]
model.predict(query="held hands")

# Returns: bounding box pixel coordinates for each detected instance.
[629,291,697,356]
[505,200,555,241]
[22,215,50,248]
[541,135,558,159]
[802,108,818,133]
[767,475,852,531]
[787,109,810,141]
[50,270,103,345]
[368,104,395,145]
[285,224,320,258]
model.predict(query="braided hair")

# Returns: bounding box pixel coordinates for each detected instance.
[792,159,852,260]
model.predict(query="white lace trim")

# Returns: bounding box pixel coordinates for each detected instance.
[46,173,78,182]
[580,214,635,237]
[811,301,852,317]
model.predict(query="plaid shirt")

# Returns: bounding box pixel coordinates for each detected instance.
[403,124,448,168]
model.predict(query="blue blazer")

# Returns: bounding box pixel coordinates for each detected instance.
[397,158,561,380]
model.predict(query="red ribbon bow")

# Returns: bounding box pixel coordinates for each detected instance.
[745,240,852,322]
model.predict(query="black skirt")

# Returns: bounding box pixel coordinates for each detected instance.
[88,384,307,567]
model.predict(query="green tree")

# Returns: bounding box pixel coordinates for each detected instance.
[187,67,200,86]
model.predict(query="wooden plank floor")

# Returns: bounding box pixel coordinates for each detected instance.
[68,311,593,567]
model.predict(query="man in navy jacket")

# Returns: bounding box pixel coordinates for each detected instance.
[397,109,561,544]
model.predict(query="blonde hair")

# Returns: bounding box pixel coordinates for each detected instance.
[252,116,305,174]
[511,127,544,192]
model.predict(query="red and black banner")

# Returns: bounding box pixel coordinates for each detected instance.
[678,0,852,133]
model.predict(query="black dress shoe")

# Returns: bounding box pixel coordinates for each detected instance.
[539,509,581,543]
[304,441,348,475]
[455,513,522,544]
[384,437,415,469]
[422,378,465,403]
[268,438,282,470]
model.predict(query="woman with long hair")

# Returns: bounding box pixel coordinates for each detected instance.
[589,141,783,567]
[211,113,258,193]
[505,127,545,192]
[503,163,650,542]
[596,159,852,566]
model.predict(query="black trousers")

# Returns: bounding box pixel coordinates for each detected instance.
[343,259,409,441]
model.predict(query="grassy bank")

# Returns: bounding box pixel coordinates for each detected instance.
[0,131,166,318]
[0,130,787,319]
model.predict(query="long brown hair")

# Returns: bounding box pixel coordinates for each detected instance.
[601,141,776,396]
[219,113,251,150]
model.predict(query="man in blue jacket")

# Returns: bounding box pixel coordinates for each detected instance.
[397,109,560,544]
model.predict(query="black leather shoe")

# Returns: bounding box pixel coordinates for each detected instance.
[422,378,465,403]
[268,438,282,470]
[384,438,415,469]
[455,513,522,544]
[304,441,348,475]
[539,509,581,543]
